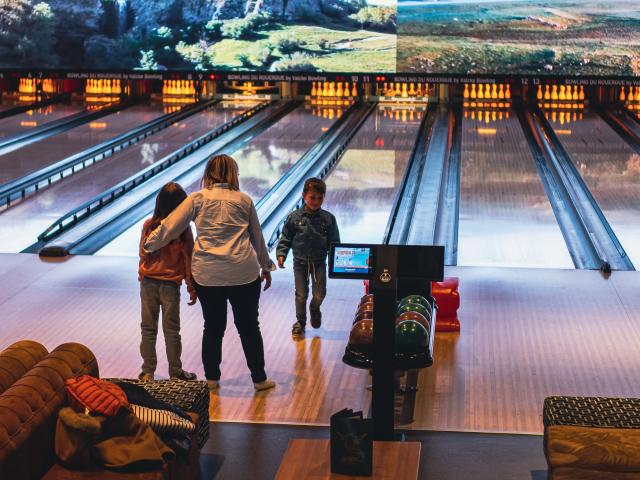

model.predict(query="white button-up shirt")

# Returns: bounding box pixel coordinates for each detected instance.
[143,184,272,287]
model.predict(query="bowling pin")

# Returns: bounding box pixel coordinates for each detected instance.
[409,83,416,96]
[329,82,335,97]
[352,83,357,97]
[579,85,585,100]
[492,111,497,122]
[634,86,640,102]
[551,85,558,100]
[505,85,511,100]
[336,82,343,97]
[470,84,476,99]
[463,84,469,99]
[401,83,408,98]
[559,85,566,101]
[537,85,543,100]
[620,86,626,102]
[491,84,498,99]
[311,81,317,96]
[478,84,484,99]
[544,85,551,100]
[498,84,505,100]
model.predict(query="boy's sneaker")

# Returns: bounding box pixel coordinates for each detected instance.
[207,380,220,391]
[253,379,276,391]
[291,321,305,336]
[138,372,154,382]
[310,309,322,329]
[171,370,197,381]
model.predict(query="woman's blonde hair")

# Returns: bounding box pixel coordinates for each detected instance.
[201,154,240,190]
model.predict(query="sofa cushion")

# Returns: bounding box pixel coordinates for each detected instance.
[0,341,48,395]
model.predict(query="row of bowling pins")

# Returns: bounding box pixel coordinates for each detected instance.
[310,82,357,97]
[19,78,39,94]
[163,96,196,104]
[627,103,640,111]
[382,109,423,122]
[310,107,343,119]
[379,83,429,98]
[546,110,583,124]
[163,80,196,96]
[539,102,584,110]
[464,109,510,122]
[86,79,122,95]
[537,84,585,101]
[620,86,640,102]
[310,98,351,106]
[464,83,511,100]
[464,101,510,109]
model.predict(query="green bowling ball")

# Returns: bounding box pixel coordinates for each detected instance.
[399,295,431,314]
[395,320,428,354]
[396,302,430,320]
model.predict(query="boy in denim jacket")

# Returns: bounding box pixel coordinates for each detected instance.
[276,178,340,336]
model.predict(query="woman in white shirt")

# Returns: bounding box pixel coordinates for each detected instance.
[144,154,275,391]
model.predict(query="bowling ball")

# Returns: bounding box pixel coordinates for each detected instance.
[349,319,374,351]
[354,310,374,324]
[399,295,431,313]
[395,320,428,354]
[359,294,374,305]
[396,302,430,320]
[396,311,429,331]
[356,302,374,317]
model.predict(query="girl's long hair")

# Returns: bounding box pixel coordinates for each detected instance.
[149,182,188,232]
[200,154,240,191]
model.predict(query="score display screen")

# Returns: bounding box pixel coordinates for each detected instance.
[330,245,372,278]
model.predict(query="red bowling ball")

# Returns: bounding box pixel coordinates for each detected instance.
[355,302,374,317]
[396,311,429,331]
[354,310,374,324]
[360,294,374,305]
[349,319,374,351]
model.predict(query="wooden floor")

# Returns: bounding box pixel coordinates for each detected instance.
[1,253,639,434]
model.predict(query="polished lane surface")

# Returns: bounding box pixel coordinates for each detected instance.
[0,102,257,253]
[549,110,640,268]
[457,110,574,268]
[0,103,84,140]
[97,102,340,255]
[322,106,422,244]
[0,104,166,186]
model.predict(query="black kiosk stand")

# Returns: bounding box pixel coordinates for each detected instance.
[329,243,444,441]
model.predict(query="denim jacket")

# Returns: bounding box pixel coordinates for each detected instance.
[276,207,340,264]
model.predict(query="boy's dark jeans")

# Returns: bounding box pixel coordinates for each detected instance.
[293,259,327,326]
[195,277,267,383]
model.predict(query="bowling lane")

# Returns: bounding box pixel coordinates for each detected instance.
[0,101,258,253]
[97,102,340,256]
[549,110,640,267]
[0,104,166,186]
[0,103,84,140]
[457,110,573,268]
[322,106,423,244]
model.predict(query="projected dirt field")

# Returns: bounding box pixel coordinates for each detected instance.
[397,0,640,76]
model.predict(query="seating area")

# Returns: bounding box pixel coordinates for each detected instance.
[0,340,208,480]
[544,396,640,480]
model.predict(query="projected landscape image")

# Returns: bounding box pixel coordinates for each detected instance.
[0,0,396,72]
[397,0,640,76]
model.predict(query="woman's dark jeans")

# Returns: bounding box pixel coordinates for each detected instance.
[195,277,267,383]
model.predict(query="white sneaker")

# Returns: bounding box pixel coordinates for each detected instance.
[207,380,220,391]
[253,379,276,391]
